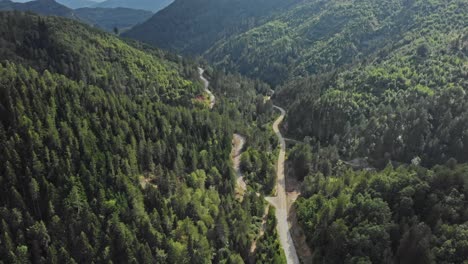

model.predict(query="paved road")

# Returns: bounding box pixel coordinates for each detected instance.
[266,105,300,264]
[198,67,215,109]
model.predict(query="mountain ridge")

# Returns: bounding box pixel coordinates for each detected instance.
[123,0,299,54]
[0,0,153,32]
[0,11,282,263]
[95,0,173,12]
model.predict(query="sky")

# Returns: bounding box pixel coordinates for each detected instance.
[10,0,106,2]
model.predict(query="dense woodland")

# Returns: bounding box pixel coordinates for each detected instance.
[0,12,284,263]
[277,0,467,168]
[272,0,468,262]
[131,0,468,262]
[123,0,297,54]
[1,0,468,262]
[294,156,468,263]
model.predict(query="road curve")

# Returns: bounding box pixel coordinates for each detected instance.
[266,105,300,264]
[198,67,215,109]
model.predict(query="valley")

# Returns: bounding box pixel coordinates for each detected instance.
[1,0,468,263]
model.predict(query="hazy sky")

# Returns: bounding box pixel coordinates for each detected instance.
[10,0,106,2]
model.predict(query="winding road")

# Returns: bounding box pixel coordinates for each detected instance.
[266,106,300,264]
[198,67,215,109]
[199,66,297,262]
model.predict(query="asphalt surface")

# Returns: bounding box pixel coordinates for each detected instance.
[266,106,300,264]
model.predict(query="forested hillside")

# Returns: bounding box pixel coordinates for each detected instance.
[126,0,468,262]
[295,161,468,263]
[270,1,467,262]
[125,0,466,86]
[2,0,467,262]
[74,7,152,32]
[0,0,153,32]
[0,12,283,263]
[207,0,467,85]
[276,0,467,167]
[123,0,298,54]
[0,0,77,18]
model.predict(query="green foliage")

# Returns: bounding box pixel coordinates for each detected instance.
[296,163,468,263]
[0,12,199,104]
[208,0,467,85]
[240,148,276,195]
[0,12,283,263]
[254,207,287,264]
[122,0,467,262]
[124,0,295,54]
[129,0,467,89]
[275,0,468,168]
[0,0,75,18]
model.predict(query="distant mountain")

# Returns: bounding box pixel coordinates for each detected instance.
[123,0,296,53]
[125,0,468,86]
[75,7,152,32]
[95,0,173,12]
[0,0,152,32]
[0,0,77,18]
[56,0,98,9]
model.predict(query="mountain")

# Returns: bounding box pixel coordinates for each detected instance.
[272,0,468,165]
[123,0,297,54]
[95,0,173,12]
[9,0,100,7]
[125,0,467,86]
[0,11,282,263]
[75,7,152,32]
[56,0,98,9]
[0,0,76,18]
[0,0,153,32]
[129,1,468,262]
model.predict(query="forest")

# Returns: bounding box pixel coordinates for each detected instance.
[123,0,295,54]
[134,0,467,262]
[272,0,468,261]
[293,153,468,263]
[0,12,284,263]
[1,0,468,262]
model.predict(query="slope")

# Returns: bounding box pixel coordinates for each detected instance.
[0,0,76,18]
[0,11,199,103]
[0,11,285,263]
[123,0,298,54]
[57,0,98,9]
[124,0,466,87]
[206,0,467,85]
[276,0,467,166]
[94,0,173,13]
[75,7,152,32]
[0,0,152,32]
